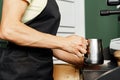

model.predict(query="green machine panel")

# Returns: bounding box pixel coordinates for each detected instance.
[0,0,2,20]
[85,0,120,48]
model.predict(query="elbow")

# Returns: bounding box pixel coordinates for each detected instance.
[1,23,17,41]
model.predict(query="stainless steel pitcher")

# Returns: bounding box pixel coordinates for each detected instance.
[85,39,104,65]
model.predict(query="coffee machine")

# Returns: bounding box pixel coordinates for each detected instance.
[82,1,120,80]
[100,0,120,16]
[100,0,120,63]
[93,0,120,80]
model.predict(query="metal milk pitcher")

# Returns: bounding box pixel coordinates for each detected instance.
[84,39,104,65]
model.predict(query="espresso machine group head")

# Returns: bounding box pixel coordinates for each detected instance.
[100,0,120,16]
[107,0,120,6]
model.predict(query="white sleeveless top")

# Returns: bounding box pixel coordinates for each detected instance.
[22,0,48,23]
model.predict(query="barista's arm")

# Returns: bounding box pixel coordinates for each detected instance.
[0,24,4,39]
[53,49,84,66]
[0,0,87,56]
[1,0,63,49]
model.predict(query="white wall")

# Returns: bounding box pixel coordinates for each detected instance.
[54,0,85,64]
[75,0,85,37]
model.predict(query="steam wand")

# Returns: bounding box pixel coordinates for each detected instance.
[100,9,120,16]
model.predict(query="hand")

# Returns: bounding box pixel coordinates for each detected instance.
[60,35,88,57]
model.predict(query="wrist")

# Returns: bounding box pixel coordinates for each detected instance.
[41,33,66,49]
[54,36,66,49]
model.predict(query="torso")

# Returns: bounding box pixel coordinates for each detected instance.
[0,0,60,80]
[22,0,48,23]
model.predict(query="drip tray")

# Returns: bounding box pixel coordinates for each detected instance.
[83,70,107,80]
[82,61,117,80]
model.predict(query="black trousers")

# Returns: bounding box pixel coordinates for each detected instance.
[0,46,53,80]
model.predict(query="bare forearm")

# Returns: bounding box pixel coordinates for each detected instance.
[53,49,84,65]
[1,21,64,49]
[0,24,4,39]
[0,0,66,49]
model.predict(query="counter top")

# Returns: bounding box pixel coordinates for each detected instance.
[82,60,117,80]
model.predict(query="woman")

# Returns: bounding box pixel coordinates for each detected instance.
[0,0,88,80]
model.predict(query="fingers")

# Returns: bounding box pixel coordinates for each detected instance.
[78,46,87,53]
[77,37,88,53]
[76,52,84,58]
[62,35,88,57]
[70,37,88,55]
[80,37,88,48]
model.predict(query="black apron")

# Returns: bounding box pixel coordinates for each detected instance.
[0,0,60,80]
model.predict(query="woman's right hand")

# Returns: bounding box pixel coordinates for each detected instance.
[59,35,88,57]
